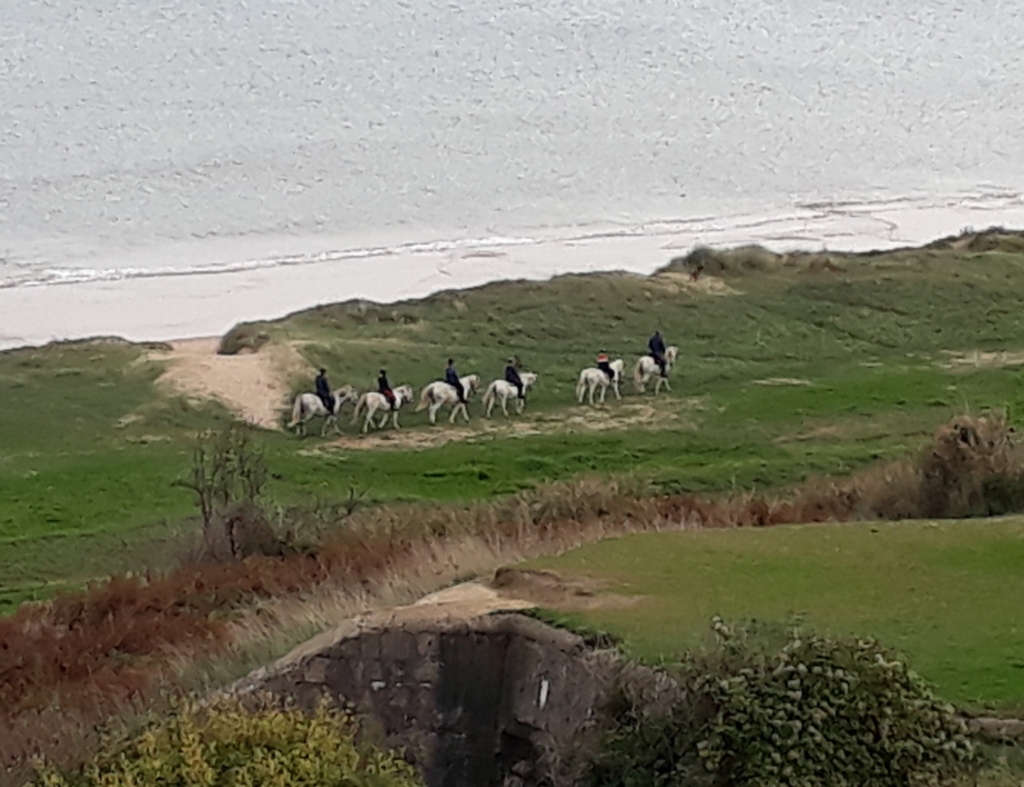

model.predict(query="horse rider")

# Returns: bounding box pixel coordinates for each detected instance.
[445,358,467,404]
[504,357,525,401]
[377,368,397,410]
[315,368,335,412]
[648,330,668,378]
[596,351,615,384]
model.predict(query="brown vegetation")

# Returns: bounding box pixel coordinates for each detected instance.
[3,414,1023,783]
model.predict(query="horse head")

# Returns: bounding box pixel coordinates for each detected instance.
[463,374,480,395]
[395,385,415,404]
[522,372,538,389]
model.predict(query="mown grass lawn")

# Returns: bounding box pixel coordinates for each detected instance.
[523,517,1024,710]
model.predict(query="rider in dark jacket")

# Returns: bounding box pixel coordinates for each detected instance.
[648,331,668,378]
[444,358,466,403]
[377,368,396,410]
[596,352,614,383]
[504,357,525,400]
[315,368,335,412]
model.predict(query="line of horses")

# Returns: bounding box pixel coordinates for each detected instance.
[288,346,678,437]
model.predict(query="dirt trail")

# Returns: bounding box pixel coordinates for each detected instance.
[322,399,699,452]
[938,349,1024,371]
[148,338,306,429]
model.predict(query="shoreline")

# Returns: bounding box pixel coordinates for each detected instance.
[4,193,1024,352]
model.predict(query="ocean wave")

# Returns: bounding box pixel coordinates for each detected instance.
[0,234,540,290]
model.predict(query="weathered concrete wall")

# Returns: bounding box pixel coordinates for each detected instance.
[231,612,636,787]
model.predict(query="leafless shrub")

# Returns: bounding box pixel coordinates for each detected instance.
[174,424,273,562]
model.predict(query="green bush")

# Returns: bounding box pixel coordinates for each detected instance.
[589,619,974,787]
[33,699,422,787]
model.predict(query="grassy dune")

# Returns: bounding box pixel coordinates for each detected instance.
[5,233,1024,611]
[522,517,1024,711]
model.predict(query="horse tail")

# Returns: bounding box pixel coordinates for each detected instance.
[351,394,367,424]
[415,385,432,412]
[482,382,496,412]
[287,395,303,428]
[632,359,645,389]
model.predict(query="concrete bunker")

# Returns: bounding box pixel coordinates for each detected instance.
[231,610,646,787]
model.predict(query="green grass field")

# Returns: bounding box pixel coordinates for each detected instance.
[6,235,1024,620]
[522,517,1024,711]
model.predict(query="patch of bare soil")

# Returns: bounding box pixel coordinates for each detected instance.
[324,427,481,452]
[651,272,740,296]
[148,338,306,429]
[752,377,813,386]
[336,567,637,627]
[937,349,1024,371]
[491,567,640,611]
[323,400,699,452]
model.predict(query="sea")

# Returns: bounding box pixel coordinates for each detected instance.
[2,0,1024,345]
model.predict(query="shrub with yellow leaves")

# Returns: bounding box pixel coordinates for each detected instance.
[30,698,422,787]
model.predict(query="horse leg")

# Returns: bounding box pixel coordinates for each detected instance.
[599,384,607,405]
[392,410,401,429]
[501,395,510,418]
[429,401,440,425]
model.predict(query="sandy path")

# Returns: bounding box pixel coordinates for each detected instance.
[149,338,306,429]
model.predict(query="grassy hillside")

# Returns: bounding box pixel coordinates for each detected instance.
[5,232,1024,610]
[520,517,1024,711]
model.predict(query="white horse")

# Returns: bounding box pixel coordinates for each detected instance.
[351,385,415,434]
[415,374,481,425]
[576,359,625,406]
[287,385,359,436]
[633,346,678,394]
[482,372,538,418]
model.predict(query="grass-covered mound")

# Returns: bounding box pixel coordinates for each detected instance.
[31,699,420,787]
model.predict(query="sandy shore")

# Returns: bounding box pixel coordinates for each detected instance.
[3,196,1024,351]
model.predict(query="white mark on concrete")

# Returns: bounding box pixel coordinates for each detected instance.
[538,678,550,710]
